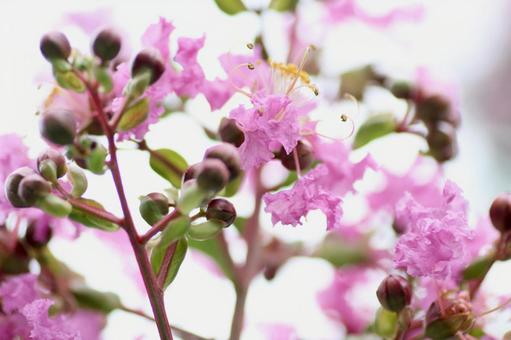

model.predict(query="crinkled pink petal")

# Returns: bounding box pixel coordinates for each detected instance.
[0,274,39,314]
[63,8,113,34]
[142,17,175,60]
[170,36,206,98]
[201,78,234,110]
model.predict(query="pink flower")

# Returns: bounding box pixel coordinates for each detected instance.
[394,181,473,280]
[264,165,343,230]
[260,323,298,340]
[325,0,424,28]
[0,274,39,314]
[169,36,206,97]
[318,267,381,334]
[141,17,175,60]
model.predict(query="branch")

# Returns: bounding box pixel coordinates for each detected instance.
[139,210,181,244]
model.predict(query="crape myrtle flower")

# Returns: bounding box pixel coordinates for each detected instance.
[264,139,375,230]
[393,181,474,281]
[0,274,104,340]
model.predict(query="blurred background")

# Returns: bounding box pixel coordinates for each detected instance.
[1,0,510,338]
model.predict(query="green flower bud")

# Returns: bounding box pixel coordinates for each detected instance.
[390,81,414,100]
[92,28,121,62]
[196,159,229,193]
[40,31,71,61]
[17,174,51,206]
[218,118,245,147]
[67,164,88,197]
[139,192,170,225]
[37,149,67,181]
[40,111,76,145]
[376,275,412,313]
[204,143,242,181]
[276,141,313,171]
[4,167,36,207]
[131,48,165,85]
[206,198,236,228]
[489,193,511,232]
[425,299,474,340]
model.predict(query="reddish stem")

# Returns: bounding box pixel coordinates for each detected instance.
[157,241,178,287]
[83,77,174,339]
[139,210,181,244]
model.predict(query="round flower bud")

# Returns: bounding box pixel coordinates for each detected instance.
[426,122,457,163]
[139,192,170,225]
[206,198,236,228]
[376,275,412,313]
[218,118,245,147]
[204,143,242,181]
[4,167,36,208]
[37,149,67,180]
[416,95,451,124]
[131,48,165,85]
[425,299,474,339]
[489,193,511,232]
[17,174,51,206]
[182,163,201,184]
[390,81,414,100]
[276,141,313,171]
[25,223,53,249]
[40,31,71,61]
[92,28,122,61]
[196,159,229,193]
[40,111,76,145]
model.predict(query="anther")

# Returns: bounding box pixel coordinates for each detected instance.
[247,63,255,70]
[246,43,254,50]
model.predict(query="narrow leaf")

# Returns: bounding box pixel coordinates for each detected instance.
[71,286,122,314]
[214,0,246,15]
[463,256,494,281]
[68,198,120,231]
[149,148,188,188]
[162,238,188,289]
[269,0,298,11]
[188,237,234,281]
[353,113,396,149]
[118,98,149,131]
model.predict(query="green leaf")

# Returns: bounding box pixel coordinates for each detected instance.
[313,232,369,267]
[151,216,190,286]
[71,286,122,314]
[187,220,223,241]
[162,238,188,289]
[94,66,113,93]
[54,70,86,93]
[339,65,376,100]
[373,308,398,338]
[188,236,234,281]
[68,198,120,231]
[214,0,246,15]
[149,148,188,188]
[36,194,72,217]
[463,256,494,281]
[269,0,298,11]
[118,98,149,131]
[353,113,396,149]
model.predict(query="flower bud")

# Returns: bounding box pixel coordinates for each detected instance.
[204,143,242,181]
[4,167,36,207]
[206,198,236,228]
[40,31,71,61]
[37,149,67,181]
[489,193,511,232]
[17,174,51,206]
[131,48,165,85]
[187,220,224,241]
[426,122,457,163]
[92,28,121,62]
[425,299,474,340]
[196,159,229,193]
[390,81,414,100]
[67,164,88,197]
[218,118,245,147]
[139,193,169,226]
[416,95,451,124]
[376,275,412,313]
[182,163,201,184]
[25,223,52,248]
[40,111,76,145]
[276,141,313,171]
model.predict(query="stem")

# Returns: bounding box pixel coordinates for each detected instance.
[229,169,264,340]
[140,210,181,244]
[83,78,174,339]
[157,241,178,287]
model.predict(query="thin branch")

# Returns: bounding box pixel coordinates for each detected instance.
[139,210,181,244]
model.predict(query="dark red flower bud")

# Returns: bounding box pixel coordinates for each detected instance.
[196,159,229,192]
[376,275,412,313]
[40,111,76,145]
[489,193,511,232]
[204,143,242,181]
[417,95,451,122]
[426,122,457,162]
[206,198,236,228]
[40,31,71,61]
[132,48,165,85]
[92,28,122,61]
[4,167,36,208]
[25,223,53,248]
[218,118,245,147]
[37,149,67,179]
[17,174,51,206]
[276,141,313,171]
[183,163,201,184]
[139,192,170,225]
